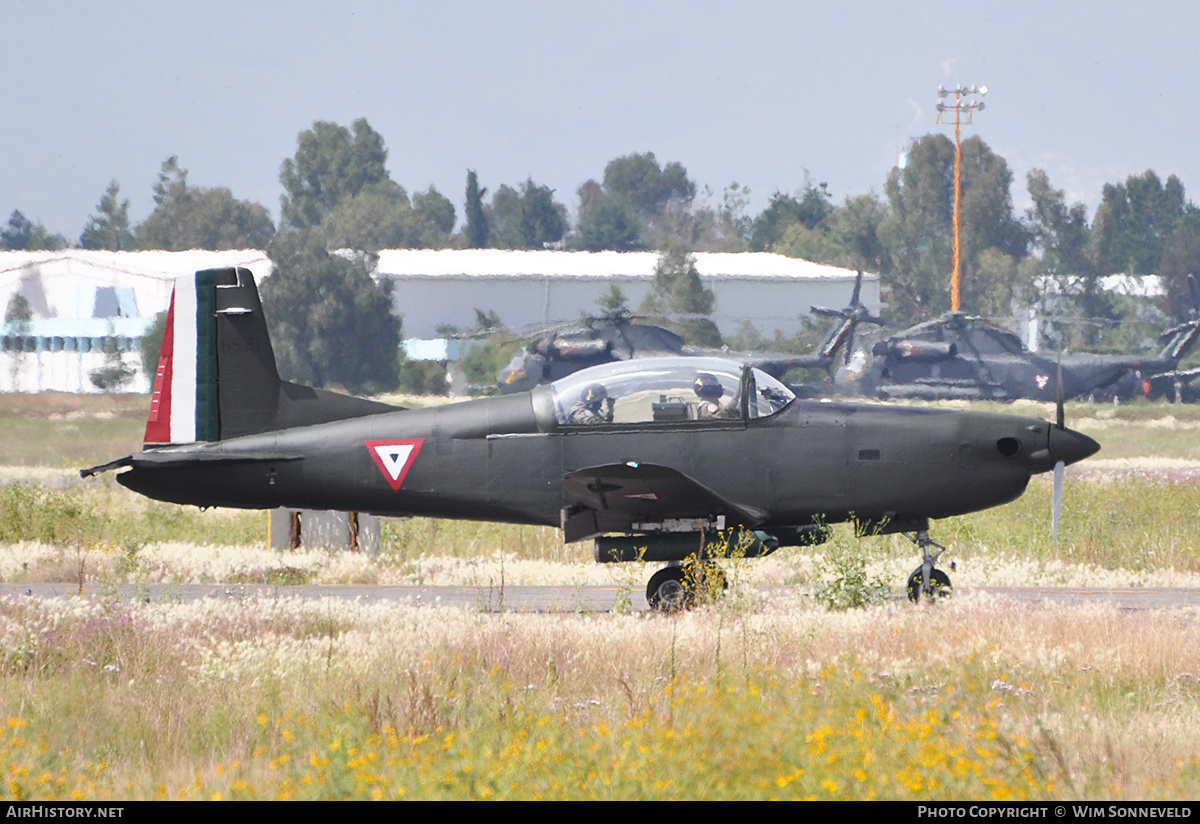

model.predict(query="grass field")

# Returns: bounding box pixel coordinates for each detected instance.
[2,391,1199,799]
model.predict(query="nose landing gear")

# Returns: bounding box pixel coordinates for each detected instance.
[903,527,952,602]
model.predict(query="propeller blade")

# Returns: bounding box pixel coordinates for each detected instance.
[1051,460,1064,541]
[1055,351,1065,430]
[850,270,863,308]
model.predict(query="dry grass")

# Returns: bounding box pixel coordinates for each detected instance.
[3,391,1200,798]
[2,593,1198,799]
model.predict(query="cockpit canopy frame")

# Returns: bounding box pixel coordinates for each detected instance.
[550,356,795,427]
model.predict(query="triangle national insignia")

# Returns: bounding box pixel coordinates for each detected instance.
[365,438,425,492]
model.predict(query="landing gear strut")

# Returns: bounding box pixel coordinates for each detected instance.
[903,527,952,602]
[646,562,727,611]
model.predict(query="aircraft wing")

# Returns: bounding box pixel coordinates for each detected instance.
[561,462,767,543]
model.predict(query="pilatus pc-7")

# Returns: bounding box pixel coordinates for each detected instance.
[83,268,1100,609]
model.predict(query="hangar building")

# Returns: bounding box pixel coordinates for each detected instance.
[1,249,879,392]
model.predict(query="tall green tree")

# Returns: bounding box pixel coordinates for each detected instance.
[1023,169,1110,344]
[825,192,891,272]
[464,170,489,248]
[638,241,721,346]
[574,153,696,250]
[136,157,275,250]
[319,189,415,251]
[487,179,567,249]
[79,180,135,250]
[1093,170,1197,275]
[1,210,66,250]
[279,118,403,231]
[1024,169,1090,276]
[412,186,457,247]
[602,152,695,215]
[878,134,1026,318]
[261,232,401,395]
[575,190,644,251]
[1159,226,1200,321]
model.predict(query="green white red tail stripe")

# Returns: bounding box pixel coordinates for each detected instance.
[143,271,220,445]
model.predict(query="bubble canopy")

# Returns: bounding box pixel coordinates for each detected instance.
[550,356,795,426]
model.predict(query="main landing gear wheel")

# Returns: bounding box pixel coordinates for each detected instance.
[646,563,729,611]
[906,567,952,602]
[647,567,690,611]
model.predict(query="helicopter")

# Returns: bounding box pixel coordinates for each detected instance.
[495,271,886,394]
[831,310,1200,402]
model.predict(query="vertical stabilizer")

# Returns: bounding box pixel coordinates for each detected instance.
[142,267,394,448]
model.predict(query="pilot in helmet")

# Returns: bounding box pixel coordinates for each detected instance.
[694,372,736,418]
[568,382,614,424]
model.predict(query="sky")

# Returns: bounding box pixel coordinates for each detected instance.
[3,0,1198,240]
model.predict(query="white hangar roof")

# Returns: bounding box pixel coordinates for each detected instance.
[0,250,271,320]
[374,249,866,281]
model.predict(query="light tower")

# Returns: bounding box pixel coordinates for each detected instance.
[936,83,987,312]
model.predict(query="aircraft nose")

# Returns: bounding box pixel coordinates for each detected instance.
[1047,425,1101,467]
[1014,422,1100,473]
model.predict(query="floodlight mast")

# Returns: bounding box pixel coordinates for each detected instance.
[936,83,987,312]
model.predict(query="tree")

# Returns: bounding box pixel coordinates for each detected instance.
[602,152,695,215]
[1,210,66,250]
[878,134,1026,318]
[89,324,136,393]
[574,153,697,250]
[575,193,644,251]
[5,293,33,390]
[487,179,567,249]
[750,182,833,251]
[1093,170,1197,275]
[136,157,275,250]
[638,241,721,346]
[1024,169,1108,345]
[279,118,403,230]
[79,180,135,250]
[826,192,891,272]
[595,284,630,314]
[320,189,416,251]
[1024,169,1090,275]
[1159,226,1200,321]
[412,186,457,247]
[261,232,401,395]
[464,170,489,248]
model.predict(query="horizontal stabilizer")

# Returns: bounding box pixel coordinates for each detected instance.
[82,450,303,477]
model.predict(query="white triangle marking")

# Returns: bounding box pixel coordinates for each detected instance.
[373,444,415,481]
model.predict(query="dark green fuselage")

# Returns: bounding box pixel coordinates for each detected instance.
[117,386,1081,540]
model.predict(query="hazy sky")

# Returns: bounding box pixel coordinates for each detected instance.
[3,1,1197,239]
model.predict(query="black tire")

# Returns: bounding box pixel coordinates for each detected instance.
[906,567,952,602]
[647,567,691,611]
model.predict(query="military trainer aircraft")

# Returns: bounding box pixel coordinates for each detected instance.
[82,268,1101,609]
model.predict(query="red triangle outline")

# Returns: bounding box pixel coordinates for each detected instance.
[365,438,425,492]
